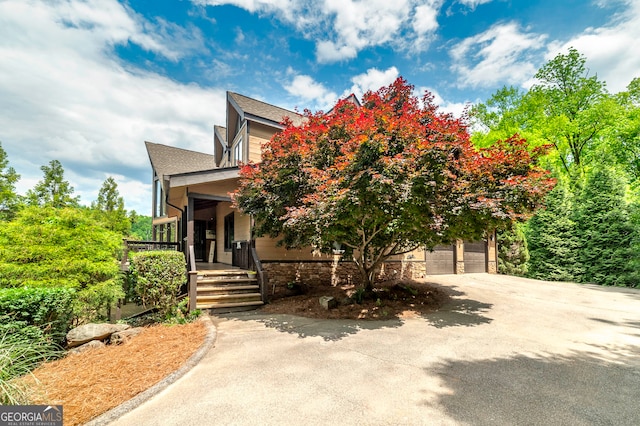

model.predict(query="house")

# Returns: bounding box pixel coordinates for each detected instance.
[145,91,498,310]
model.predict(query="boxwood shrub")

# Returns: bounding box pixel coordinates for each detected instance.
[130,251,186,318]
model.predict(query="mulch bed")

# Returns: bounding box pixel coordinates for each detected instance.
[260,279,449,320]
[20,320,207,426]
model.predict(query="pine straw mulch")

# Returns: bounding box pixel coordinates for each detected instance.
[260,279,449,320]
[19,320,207,426]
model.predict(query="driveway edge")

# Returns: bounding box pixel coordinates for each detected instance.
[85,315,217,426]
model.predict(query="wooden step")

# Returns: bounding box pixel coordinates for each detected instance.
[196,300,264,310]
[197,284,259,293]
[197,270,255,277]
[197,292,261,302]
[197,277,257,285]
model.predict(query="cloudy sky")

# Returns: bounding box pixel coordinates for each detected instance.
[1,0,639,215]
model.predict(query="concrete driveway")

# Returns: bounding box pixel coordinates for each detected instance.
[110,274,640,425]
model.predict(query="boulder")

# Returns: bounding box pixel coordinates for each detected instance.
[66,323,130,348]
[110,327,143,345]
[68,339,106,355]
[319,296,337,310]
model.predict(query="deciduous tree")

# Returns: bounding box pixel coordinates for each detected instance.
[234,78,554,290]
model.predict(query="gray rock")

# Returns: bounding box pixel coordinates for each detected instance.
[66,323,130,348]
[68,339,106,355]
[319,296,337,310]
[110,327,144,345]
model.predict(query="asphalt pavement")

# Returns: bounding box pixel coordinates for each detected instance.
[107,274,640,425]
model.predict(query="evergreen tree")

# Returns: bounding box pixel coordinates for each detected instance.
[573,168,638,287]
[526,183,580,281]
[497,223,529,276]
[92,177,130,235]
[26,160,79,208]
[0,142,20,220]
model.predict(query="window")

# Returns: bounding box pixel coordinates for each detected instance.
[224,212,234,251]
[233,137,243,165]
[153,178,165,218]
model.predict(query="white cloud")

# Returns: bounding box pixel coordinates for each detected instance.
[450,22,547,89]
[194,0,444,63]
[0,0,225,215]
[344,67,401,100]
[284,74,338,110]
[544,0,640,93]
[458,0,493,10]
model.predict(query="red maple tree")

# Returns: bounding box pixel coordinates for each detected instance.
[233,78,554,290]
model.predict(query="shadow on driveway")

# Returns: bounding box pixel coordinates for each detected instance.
[219,283,494,340]
[427,344,640,425]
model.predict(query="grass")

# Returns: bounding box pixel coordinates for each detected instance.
[0,328,61,405]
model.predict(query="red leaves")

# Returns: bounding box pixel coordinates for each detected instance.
[235,77,555,257]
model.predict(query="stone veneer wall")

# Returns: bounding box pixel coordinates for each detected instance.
[262,260,428,288]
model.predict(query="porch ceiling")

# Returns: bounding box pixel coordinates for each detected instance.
[169,167,239,188]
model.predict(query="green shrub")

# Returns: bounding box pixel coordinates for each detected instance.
[0,206,122,289]
[0,287,76,343]
[0,327,61,405]
[130,251,186,319]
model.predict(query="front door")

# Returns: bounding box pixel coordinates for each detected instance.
[194,220,207,261]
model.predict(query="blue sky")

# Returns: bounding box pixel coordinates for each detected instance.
[1,0,639,215]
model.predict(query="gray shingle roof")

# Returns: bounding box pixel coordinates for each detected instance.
[228,92,305,127]
[145,141,215,178]
[214,125,227,143]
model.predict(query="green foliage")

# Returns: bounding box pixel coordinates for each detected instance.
[0,206,123,321]
[129,211,152,240]
[0,287,76,342]
[0,327,61,405]
[573,168,639,287]
[526,183,580,282]
[497,224,529,276]
[92,177,131,235]
[235,78,553,290]
[0,141,20,221]
[130,251,186,319]
[530,47,612,178]
[26,160,79,208]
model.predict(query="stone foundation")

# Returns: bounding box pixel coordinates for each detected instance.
[262,260,427,289]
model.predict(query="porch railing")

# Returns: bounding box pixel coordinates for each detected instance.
[233,240,268,304]
[121,239,180,270]
[188,245,198,312]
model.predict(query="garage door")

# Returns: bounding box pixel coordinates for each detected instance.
[464,241,487,273]
[425,245,455,274]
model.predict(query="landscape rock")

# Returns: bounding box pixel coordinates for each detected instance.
[66,323,130,348]
[110,327,144,345]
[319,296,337,310]
[68,339,106,355]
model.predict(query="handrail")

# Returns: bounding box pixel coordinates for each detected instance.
[249,246,269,303]
[188,245,198,311]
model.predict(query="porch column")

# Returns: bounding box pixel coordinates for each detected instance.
[187,196,194,258]
[455,239,464,274]
[487,230,498,274]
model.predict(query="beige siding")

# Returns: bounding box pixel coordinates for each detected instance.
[248,135,266,163]
[235,213,251,241]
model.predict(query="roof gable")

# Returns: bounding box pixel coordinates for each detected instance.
[145,141,215,179]
[228,92,305,127]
